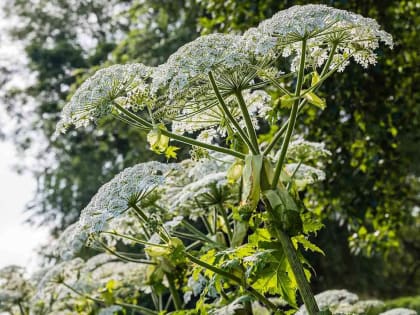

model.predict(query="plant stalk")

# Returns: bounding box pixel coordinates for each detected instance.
[165,272,182,310]
[114,103,245,159]
[271,39,307,189]
[235,90,260,153]
[275,229,319,315]
[208,71,259,155]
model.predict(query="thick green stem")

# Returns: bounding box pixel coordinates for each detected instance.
[208,72,259,155]
[218,204,233,244]
[271,39,307,188]
[185,252,278,312]
[166,272,182,310]
[114,103,245,159]
[275,229,319,315]
[235,90,260,154]
[97,240,156,265]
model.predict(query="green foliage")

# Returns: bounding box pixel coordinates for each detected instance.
[195,0,420,296]
[383,296,420,313]
[1,1,418,313]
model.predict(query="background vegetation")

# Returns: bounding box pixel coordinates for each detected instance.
[1,0,419,298]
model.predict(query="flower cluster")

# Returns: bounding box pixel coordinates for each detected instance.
[54,5,392,141]
[78,161,177,235]
[163,153,236,219]
[151,34,254,100]
[244,5,393,72]
[54,63,152,135]
[287,137,332,163]
[0,265,33,311]
[172,90,272,143]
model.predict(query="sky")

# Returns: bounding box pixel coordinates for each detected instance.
[0,4,49,273]
[0,141,49,271]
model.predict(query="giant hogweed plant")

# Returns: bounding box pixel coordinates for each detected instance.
[31,5,391,315]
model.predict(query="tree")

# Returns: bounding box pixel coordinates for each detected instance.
[2,0,200,234]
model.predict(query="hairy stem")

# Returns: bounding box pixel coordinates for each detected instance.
[208,71,259,155]
[235,90,260,153]
[182,220,224,248]
[272,39,307,188]
[101,231,168,248]
[97,240,156,265]
[275,229,319,315]
[165,272,182,310]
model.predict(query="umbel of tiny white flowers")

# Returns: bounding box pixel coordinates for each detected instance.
[78,161,178,236]
[244,4,393,71]
[54,63,152,136]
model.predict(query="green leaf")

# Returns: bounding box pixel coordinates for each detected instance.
[293,235,325,255]
[304,91,326,109]
[252,249,298,308]
[301,212,324,234]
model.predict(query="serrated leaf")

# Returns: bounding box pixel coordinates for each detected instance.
[293,235,325,255]
[252,250,298,308]
[248,228,271,246]
[301,212,324,234]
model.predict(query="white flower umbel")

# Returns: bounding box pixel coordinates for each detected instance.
[152,34,252,99]
[285,163,326,190]
[164,153,235,219]
[54,63,152,135]
[244,5,393,71]
[49,222,88,260]
[287,137,331,163]
[32,258,85,307]
[0,265,32,309]
[78,161,178,235]
[172,90,272,141]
